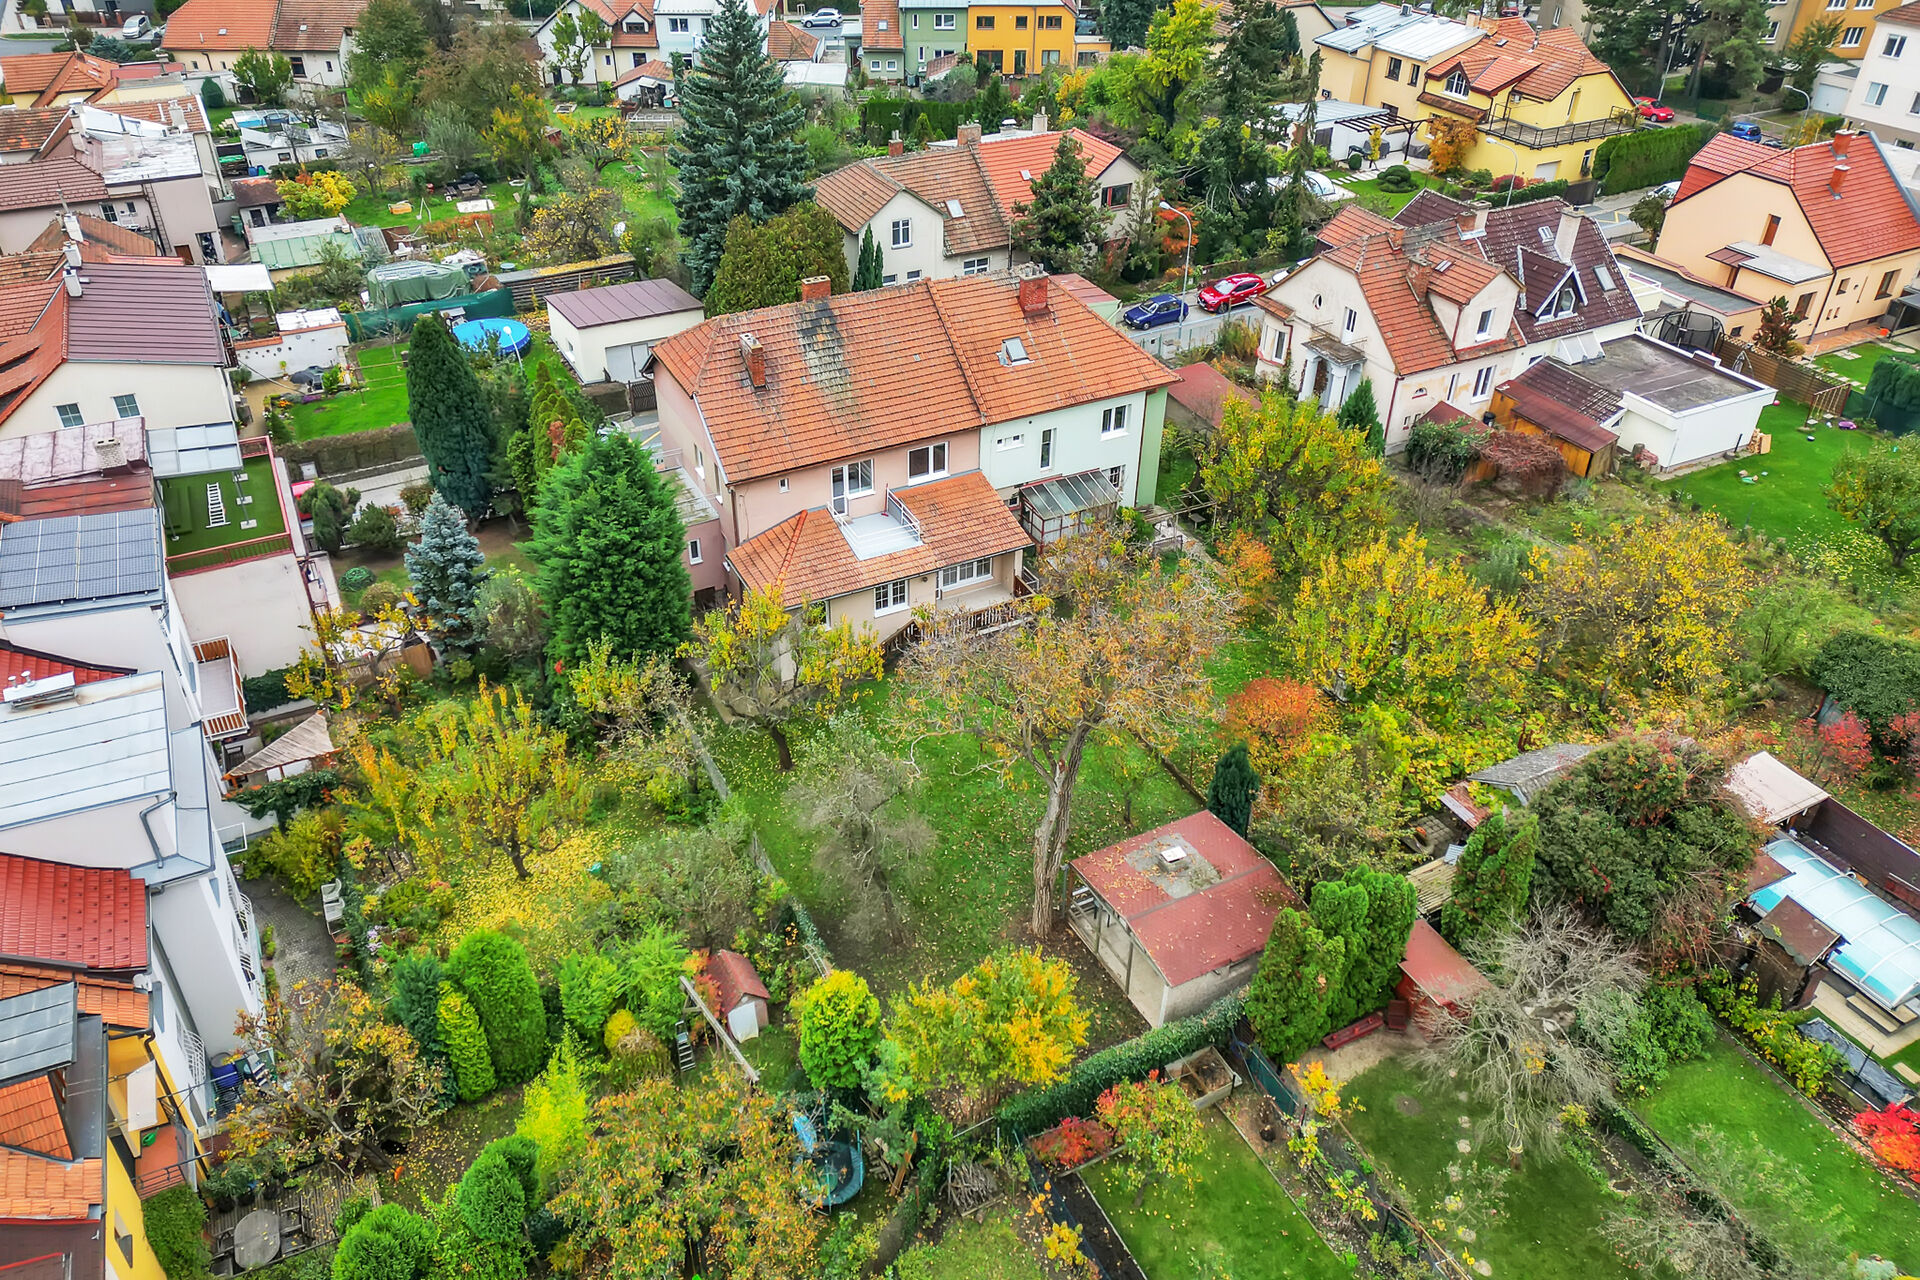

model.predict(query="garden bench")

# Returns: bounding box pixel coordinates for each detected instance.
[1321,1012,1385,1051]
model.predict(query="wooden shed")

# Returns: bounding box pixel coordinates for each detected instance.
[1395,919,1490,1033]
[709,949,770,1042]
[1491,358,1622,478]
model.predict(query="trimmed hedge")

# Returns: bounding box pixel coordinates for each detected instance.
[1809,630,1920,737]
[997,991,1245,1135]
[448,930,550,1086]
[1497,177,1573,206]
[242,666,296,713]
[1593,122,1717,196]
[279,423,423,477]
[142,1185,211,1280]
[861,97,971,144]
[440,982,497,1101]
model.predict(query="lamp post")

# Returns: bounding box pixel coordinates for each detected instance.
[1159,200,1195,343]
[1481,133,1524,206]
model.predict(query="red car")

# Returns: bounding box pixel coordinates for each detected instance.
[1198,273,1268,313]
[1635,97,1675,123]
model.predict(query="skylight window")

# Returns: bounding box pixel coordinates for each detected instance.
[1537,226,1553,244]
[947,199,964,216]
[1594,264,1615,290]
[999,338,1030,366]
[1019,169,1032,181]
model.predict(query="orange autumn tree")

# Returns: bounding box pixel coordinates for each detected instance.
[1226,678,1332,775]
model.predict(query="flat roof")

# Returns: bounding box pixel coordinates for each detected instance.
[159,454,287,556]
[1619,256,1756,314]
[547,277,703,329]
[1710,240,1827,285]
[1726,750,1829,825]
[1568,334,1768,412]
[0,671,169,830]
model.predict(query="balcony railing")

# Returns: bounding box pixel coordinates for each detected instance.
[1479,108,1638,150]
[192,637,250,741]
[885,487,923,542]
[168,530,296,575]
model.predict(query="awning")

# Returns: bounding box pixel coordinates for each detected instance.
[1020,470,1119,524]
[205,263,273,294]
[227,711,334,778]
[1305,332,1366,365]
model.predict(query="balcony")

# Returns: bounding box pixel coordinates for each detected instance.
[834,488,925,559]
[193,637,250,742]
[1479,108,1638,150]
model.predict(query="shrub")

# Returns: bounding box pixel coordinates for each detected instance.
[1405,416,1486,483]
[795,969,882,1091]
[243,809,344,899]
[1376,164,1415,193]
[1809,630,1920,737]
[517,1036,590,1193]
[998,992,1244,1134]
[243,666,296,712]
[338,566,375,592]
[331,1204,436,1280]
[456,1147,528,1244]
[334,1194,372,1236]
[447,930,550,1086]
[1855,1104,1920,1180]
[1593,121,1716,195]
[400,481,435,517]
[602,1006,639,1056]
[358,581,405,616]
[604,1010,669,1079]
[558,950,621,1047]
[348,504,405,555]
[439,982,498,1101]
[143,1185,210,1280]
[484,1135,541,1205]
[1029,1115,1115,1169]
[1700,971,1843,1093]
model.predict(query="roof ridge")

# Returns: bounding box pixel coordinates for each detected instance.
[922,275,993,427]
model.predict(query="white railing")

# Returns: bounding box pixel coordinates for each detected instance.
[886,488,923,542]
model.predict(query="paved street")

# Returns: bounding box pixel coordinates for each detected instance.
[1121,285,1272,359]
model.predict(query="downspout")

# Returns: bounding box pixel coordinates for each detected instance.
[138,792,174,866]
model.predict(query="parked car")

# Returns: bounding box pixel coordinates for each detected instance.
[1634,97,1675,123]
[1122,294,1189,330]
[1270,265,1294,287]
[1653,179,1681,201]
[1198,273,1268,313]
[120,14,151,38]
[1728,120,1766,143]
[1302,170,1351,202]
[800,7,845,27]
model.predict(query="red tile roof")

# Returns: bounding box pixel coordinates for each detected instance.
[0,53,117,106]
[861,0,902,51]
[1497,357,1621,452]
[0,853,147,973]
[1671,132,1920,269]
[0,639,133,686]
[1304,231,1525,374]
[1399,917,1489,1007]
[0,273,58,341]
[0,107,67,156]
[612,58,673,86]
[651,272,1176,482]
[729,470,1031,605]
[0,1080,70,1160]
[1317,202,1400,250]
[1071,811,1300,987]
[1424,19,1618,103]
[973,129,1125,222]
[1167,361,1255,430]
[0,154,107,214]
[0,287,70,428]
[709,949,768,1013]
[767,20,821,59]
[0,963,147,1030]
[166,0,370,51]
[89,94,211,135]
[1883,0,1920,25]
[0,1151,100,1222]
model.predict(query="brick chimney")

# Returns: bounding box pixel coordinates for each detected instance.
[1553,206,1581,261]
[1017,269,1049,315]
[1830,162,1850,197]
[1456,205,1488,237]
[1408,262,1432,297]
[1833,129,1855,159]
[888,130,904,157]
[800,275,831,302]
[958,122,982,146]
[739,332,766,388]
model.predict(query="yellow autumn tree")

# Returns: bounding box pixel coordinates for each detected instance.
[564,110,630,167]
[275,169,357,218]
[884,948,1088,1121]
[1521,515,1752,709]
[1424,114,1479,175]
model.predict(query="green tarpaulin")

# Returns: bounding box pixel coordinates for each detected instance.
[365,260,472,308]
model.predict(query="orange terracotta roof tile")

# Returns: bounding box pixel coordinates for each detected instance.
[1885,0,1920,25]
[1672,133,1779,202]
[0,1079,70,1160]
[1678,133,1920,268]
[729,470,1030,604]
[0,1151,99,1221]
[1307,231,1524,375]
[767,20,821,59]
[0,287,68,428]
[0,851,147,972]
[862,0,902,51]
[163,0,278,49]
[0,274,58,341]
[0,107,67,156]
[1318,202,1400,249]
[1425,19,1614,103]
[0,964,147,1030]
[609,25,658,47]
[652,272,1174,483]
[0,53,116,105]
[89,94,211,135]
[972,128,1124,221]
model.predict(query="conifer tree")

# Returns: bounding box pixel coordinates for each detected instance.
[407,314,495,519]
[854,226,884,291]
[1010,132,1101,273]
[1754,296,1800,356]
[1338,379,1383,457]
[669,0,810,295]
[1206,742,1259,837]
[528,429,691,665]
[406,491,490,650]
[1440,811,1538,950]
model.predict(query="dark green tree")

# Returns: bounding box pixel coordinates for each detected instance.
[528,429,691,666]
[1754,296,1799,356]
[455,1146,528,1244]
[1274,6,1299,60]
[1206,742,1259,837]
[1323,866,1416,1028]
[406,491,490,650]
[200,76,227,110]
[1338,379,1383,456]
[347,503,404,555]
[1783,16,1844,102]
[446,930,549,1086]
[406,313,496,519]
[333,1204,436,1280]
[1440,810,1538,950]
[1689,0,1769,99]
[669,0,810,294]
[705,203,851,315]
[1278,52,1322,259]
[1194,0,1287,255]
[1103,0,1165,50]
[1011,132,1102,273]
[1585,0,1697,97]
[413,0,456,50]
[1246,907,1345,1063]
[300,481,358,555]
[348,0,429,93]
[853,225,884,291]
[974,76,1011,135]
[1810,630,1920,735]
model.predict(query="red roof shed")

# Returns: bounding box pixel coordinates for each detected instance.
[1395,918,1489,1030]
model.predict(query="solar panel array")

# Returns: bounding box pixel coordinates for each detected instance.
[0,509,163,609]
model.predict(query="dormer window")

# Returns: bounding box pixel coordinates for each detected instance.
[1000,338,1030,365]
[1552,286,1577,317]
[1445,69,1470,96]
[1474,307,1492,338]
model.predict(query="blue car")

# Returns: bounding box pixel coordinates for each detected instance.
[1728,121,1765,143]
[1124,294,1189,330]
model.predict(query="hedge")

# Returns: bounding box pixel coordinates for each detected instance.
[447,930,550,1086]
[1593,122,1717,196]
[440,983,498,1101]
[1497,177,1573,206]
[861,96,971,144]
[142,1185,211,1280]
[278,423,423,477]
[997,991,1246,1135]
[243,666,296,713]
[1809,630,1920,737]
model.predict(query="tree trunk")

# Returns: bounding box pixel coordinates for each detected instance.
[768,721,795,771]
[506,831,532,881]
[1028,727,1093,936]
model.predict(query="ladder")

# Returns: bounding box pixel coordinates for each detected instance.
[672,1023,696,1073]
[205,483,229,528]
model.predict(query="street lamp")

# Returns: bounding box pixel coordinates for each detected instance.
[1481,134,1524,206]
[1159,200,1193,306]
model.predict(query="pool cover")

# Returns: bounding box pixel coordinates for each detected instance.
[1751,836,1920,1012]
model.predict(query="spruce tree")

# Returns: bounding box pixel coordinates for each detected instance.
[1198,0,1288,252]
[854,226,884,291]
[1010,133,1101,273]
[406,491,490,650]
[1338,379,1383,457]
[669,0,810,295]
[528,429,691,665]
[1440,811,1538,950]
[1281,53,1322,259]
[407,314,495,519]
[1206,743,1259,837]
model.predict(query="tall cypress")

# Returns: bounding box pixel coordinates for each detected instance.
[1206,743,1260,837]
[527,429,691,665]
[406,313,495,519]
[669,0,810,295]
[854,226,884,291]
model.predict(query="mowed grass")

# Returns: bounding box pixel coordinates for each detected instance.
[339,180,523,229]
[160,461,290,556]
[1083,1113,1351,1280]
[1814,340,1915,390]
[1654,402,1877,546]
[1339,173,1431,214]
[889,1208,1047,1279]
[287,344,411,440]
[599,157,678,225]
[1636,1035,1920,1268]
[1344,1059,1644,1280]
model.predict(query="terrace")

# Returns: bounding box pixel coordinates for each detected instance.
[160,439,294,575]
[1480,107,1638,150]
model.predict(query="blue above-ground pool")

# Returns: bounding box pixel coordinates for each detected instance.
[452,317,531,356]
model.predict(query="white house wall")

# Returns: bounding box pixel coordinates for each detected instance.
[148,867,259,1057]
[976,392,1151,504]
[1,362,232,440]
[169,553,316,677]
[546,307,705,384]
[235,323,349,381]
[1613,384,1772,471]
[867,190,955,284]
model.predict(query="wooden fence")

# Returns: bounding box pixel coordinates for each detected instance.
[1713,336,1852,415]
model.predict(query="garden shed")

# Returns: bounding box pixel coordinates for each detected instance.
[1468,742,1596,805]
[1725,751,1829,827]
[1066,811,1299,1027]
[1395,918,1489,1032]
[709,949,769,1043]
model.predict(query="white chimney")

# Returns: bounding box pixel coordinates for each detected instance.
[1553,206,1581,262]
[168,100,188,132]
[1032,109,1048,134]
[62,261,82,298]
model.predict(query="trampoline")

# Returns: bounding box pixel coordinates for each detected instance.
[452,317,531,357]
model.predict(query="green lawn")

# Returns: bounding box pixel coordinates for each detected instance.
[288,344,411,440]
[1083,1113,1350,1280]
[340,180,523,230]
[1339,173,1431,214]
[1345,1059,1643,1280]
[1815,341,1915,391]
[890,1208,1046,1280]
[1636,1036,1920,1270]
[159,461,291,557]
[1653,402,1874,546]
[599,157,677,225]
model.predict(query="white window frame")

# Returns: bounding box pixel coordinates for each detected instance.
[1765,20,1779,39]
[891,218,911,248]
[962,256,990,275]
[1474,308,1493,338]
[687,538,703,564]
[906,268,922,281]
[668,16,690,31]
[1842,25,1865,46]
[55,403,83,428]
[1101,404,1129,437]
[875,579,910,614]
[1471,366,1493,398]
[939,557,995,589]
[1039,427,1055,469]
[1869,81,1890,106]
[1107,464,1126,492]
[907,441,949,480]
[935,12,955,27]
[1445,69,1470,96]
[1343,307,1358,334]
[1887,34,1908,56]
[113,393,140,418]
[882,273,898,285]
[831,459,874,513]
[996,433,1024,450]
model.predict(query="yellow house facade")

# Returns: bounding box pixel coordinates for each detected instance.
[1658,130,1920,340]
[965,0,1075,75]
[1769,0,1911,59]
